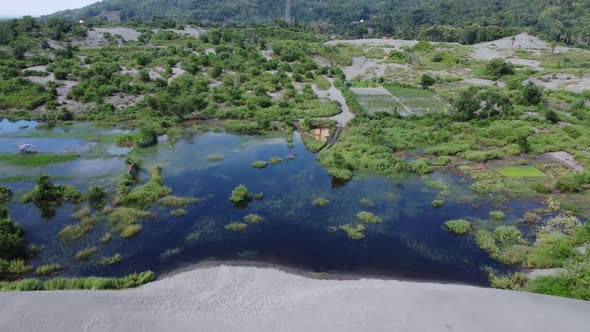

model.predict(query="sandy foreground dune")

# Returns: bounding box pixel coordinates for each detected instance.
[1,265,589,332]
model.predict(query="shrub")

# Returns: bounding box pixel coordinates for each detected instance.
[224,222,248,232]
[520,82,542,105]
[485,58,514,78]
[0,186,12,204]
[420,74,436,88]
[0,214,26,260]
[230,184,253,204]
[488,271,529,290]
[444,219,473,235]
[121,224,143,238]
[244,214,264,224]
[251,161,268,168]
[555,171,590,193]
[526,232,577,269]
[356,211,383,224]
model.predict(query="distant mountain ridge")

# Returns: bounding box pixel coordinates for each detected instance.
[48,0,590,47]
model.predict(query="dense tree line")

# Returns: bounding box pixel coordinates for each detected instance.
[46,0,590,47]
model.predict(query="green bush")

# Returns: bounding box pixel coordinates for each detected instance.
[489,211,505,221]
[485,58,514,79]
[432,199,444,208]
[0,186,12,204]
[555,171,590,193]
[0,259,33,280]
[230,184,253,204]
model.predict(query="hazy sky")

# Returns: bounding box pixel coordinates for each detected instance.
[3,0,100,17]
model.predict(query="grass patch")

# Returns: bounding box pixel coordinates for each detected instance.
[159,196,199,208]
[207,153,224,161]
[185,230,201,243]
[269,157,283,165]
[497,166,546,178]
[0,154,79,166]
[0,271,155,291]
[444,219,473,235]
[121,166,172,208]
[100,232,112,244]
[170,208,186,216]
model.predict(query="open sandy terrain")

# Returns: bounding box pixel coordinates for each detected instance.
[1,264,588,332]
[326,38,419,49]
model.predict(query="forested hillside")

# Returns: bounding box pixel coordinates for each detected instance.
[49,0,590,47]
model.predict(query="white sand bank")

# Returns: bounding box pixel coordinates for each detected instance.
[1,265,589,332]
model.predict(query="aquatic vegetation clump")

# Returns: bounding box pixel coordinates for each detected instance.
[230,184,253,204]
[121,224,143,239]
[22,174,83,218]
[159,196,199,208]
[100,232,112,244]
[122,166,172,208]
[160,248,182,260]
[171,208,186,216]
[338,224,366,240]
[540,214,581,235]
[244,214,264,224]
[98,253,122,266]
[87,185,108,209]
[0,210,26,260]
[431,199,444,208]
[224,222,248,232]
[185,231,201,243]
[356,211,383,224]
[75,246,98,261]
[359,198,375,207]
[35,264,62,276]
[251,161,268,168]
[312,198,330,207]
[269,157,283,165]
[444,219,473,235]
[107,207,151,230]
[489,211,505,221]
[58,224,87,242]
[0,271,155,291]
[207,153,224,161]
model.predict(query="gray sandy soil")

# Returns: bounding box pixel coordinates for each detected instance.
[312,78,354,126]
[0,265,589,332]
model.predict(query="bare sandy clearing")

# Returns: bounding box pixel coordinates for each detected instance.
[154,26,206,38]
[73,27,141,47]
[311,78,353,126]
[526,73,590,93]
[541,151,585,172]
[462,78,507,87]
[326,38,419,49]
[0,265,589,332]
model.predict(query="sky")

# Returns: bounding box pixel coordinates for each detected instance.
[2,0,100,17]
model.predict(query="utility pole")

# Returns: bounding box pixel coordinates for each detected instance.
[285,0,292,23]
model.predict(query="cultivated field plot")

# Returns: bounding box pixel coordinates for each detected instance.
[384,85,449,115]
[350,87,405,115]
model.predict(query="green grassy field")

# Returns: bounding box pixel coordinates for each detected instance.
[496,166,546,178]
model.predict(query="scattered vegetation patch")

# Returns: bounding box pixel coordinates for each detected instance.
[120,224,143,239]
[75,246,98,261]
[230,184,253,205]
[207,153,224,161]
[489,211,506,221]
[0,154,79,167]
[98,253,122,266]
[432,199,444,208]
[269,157,283,164]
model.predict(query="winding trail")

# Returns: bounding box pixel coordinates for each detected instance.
[0,265,588,332]
[312,78,354,126]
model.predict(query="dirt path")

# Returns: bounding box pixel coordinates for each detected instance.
[1,264,589,332]
[312,78,354,126]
